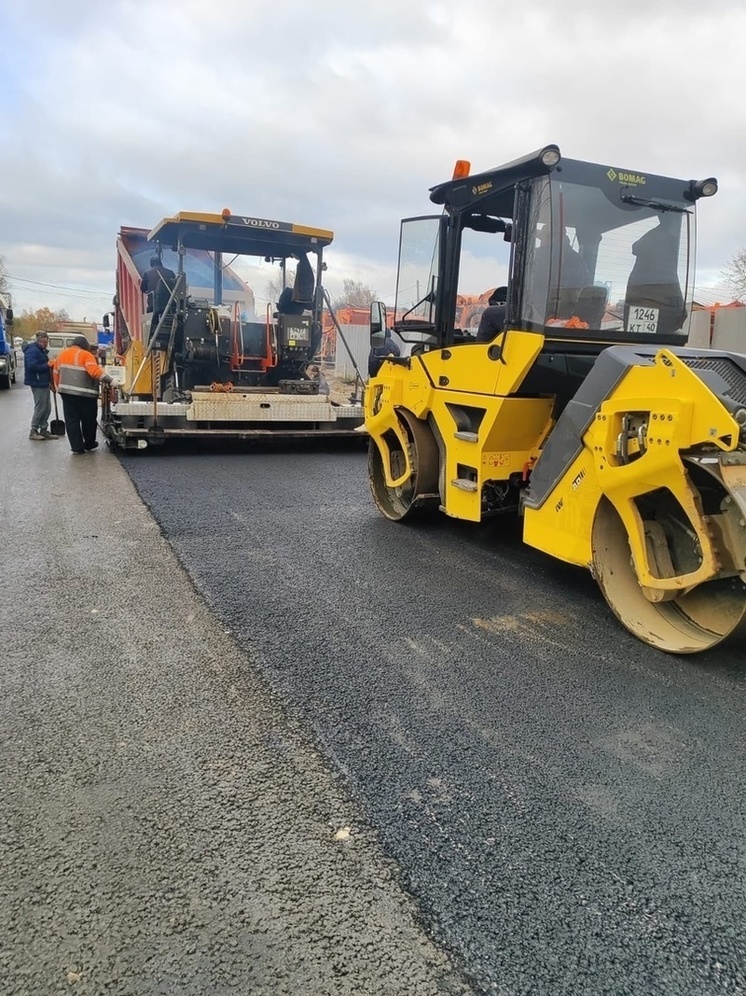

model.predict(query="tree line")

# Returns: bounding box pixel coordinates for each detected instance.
[11,306,72,339]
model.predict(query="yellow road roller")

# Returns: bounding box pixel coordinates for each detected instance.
[365,145,746,653]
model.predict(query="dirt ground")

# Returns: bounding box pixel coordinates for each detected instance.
[320,366,364,405]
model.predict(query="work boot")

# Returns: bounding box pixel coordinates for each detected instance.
[40,430,60,440]
[84,441,99,451]
[29,430,47,441]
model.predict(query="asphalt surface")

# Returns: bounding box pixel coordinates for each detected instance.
[4,354,745,996]
[117,438,746,996]
[1,375,474,996]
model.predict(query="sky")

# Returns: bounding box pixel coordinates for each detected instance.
[1,0,745,322]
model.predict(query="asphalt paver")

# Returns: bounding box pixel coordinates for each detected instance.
[118,438,746,996]
[1,380,474,996]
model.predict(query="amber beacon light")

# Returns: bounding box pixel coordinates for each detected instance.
[451,160,471,180]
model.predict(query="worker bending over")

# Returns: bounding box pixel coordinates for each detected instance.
[52,336,112,455]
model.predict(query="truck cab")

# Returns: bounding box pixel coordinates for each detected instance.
[45,332,97,362]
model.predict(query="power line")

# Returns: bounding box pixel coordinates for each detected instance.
[10,282,108,300]
[9,275,111,298]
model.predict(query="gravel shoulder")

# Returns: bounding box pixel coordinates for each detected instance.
[0,380,473,996]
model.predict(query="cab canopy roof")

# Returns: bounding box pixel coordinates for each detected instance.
[429,145,562,215]
[148,211,334,259]
[428,144,698,219]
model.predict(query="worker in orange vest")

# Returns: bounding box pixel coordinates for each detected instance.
[52,336,112,455]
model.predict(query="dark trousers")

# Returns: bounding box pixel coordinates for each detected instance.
[61,394,98,452]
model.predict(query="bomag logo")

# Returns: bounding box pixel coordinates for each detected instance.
[607,168,646,186]
[240,217,281,229]
[571,468,586,491]
[472,181,493,196]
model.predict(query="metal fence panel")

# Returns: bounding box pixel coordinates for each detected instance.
[329,312,745,380]
[333,325,370,381]
[712,309,746,352]
[688,310,711,348]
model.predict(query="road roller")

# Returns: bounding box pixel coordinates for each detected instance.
[365,145,746,653]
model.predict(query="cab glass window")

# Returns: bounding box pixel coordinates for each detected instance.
[455,221,512,334]
[520,176,692,338]
[393,216,440,341]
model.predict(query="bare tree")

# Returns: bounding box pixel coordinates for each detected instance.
[265,269,296,310]
[0,255,9,296]
[723,249,746,300]
[333,279,377,310]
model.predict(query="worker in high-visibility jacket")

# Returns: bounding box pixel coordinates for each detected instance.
[52,336,112,454]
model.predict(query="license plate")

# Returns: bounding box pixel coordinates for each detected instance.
[627,306,659,334]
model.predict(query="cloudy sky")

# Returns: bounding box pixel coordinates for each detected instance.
[1,0,744,320]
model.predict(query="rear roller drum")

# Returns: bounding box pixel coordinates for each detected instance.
[592,498,746,654]
[368,411,439,522]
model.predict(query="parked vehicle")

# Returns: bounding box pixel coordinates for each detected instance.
[0,295,17,390]
[45,330,97,361]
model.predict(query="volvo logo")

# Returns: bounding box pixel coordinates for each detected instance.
[240,217,281,229]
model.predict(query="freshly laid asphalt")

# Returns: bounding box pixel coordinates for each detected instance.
[3,364,745,995]
[120,440,746,996]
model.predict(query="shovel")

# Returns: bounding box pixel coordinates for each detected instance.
[50,391,66,436]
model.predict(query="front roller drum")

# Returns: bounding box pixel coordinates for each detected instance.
[368,410,440,521]
[591,498,746,654]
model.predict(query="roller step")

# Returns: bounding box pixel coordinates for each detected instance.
[451,478,478,492]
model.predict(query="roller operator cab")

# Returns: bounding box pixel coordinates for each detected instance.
[365,145,746,654]
[102,211,363,448]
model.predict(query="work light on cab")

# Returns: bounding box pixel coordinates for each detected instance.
[686,178,718,201]
[540,147,561,167]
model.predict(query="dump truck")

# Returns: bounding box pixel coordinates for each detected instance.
[102,211,364,448]
[365,144,746,654]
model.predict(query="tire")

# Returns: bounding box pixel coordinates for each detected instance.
[0,374,10,391]
[367,410,439,521]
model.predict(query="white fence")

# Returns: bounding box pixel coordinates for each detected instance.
[327,311,746,382]
[330,324,370,381]
[689,308,746,352]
